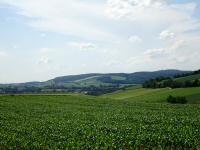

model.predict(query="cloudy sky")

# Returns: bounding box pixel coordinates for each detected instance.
[0,0,200,83]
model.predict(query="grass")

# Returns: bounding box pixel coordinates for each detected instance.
[175,74,200,82]
[111,75,126,80]
[102,87,200,103]
[1,92,200,148]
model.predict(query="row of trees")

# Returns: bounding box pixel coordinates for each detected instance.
[0,86,41,94]
[143,78,200,88]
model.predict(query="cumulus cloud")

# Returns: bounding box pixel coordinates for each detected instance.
[68,42,96,51]
[105,0,194,19]
[159,30,175,39]
[38,57,52,64]
[105,0,168,20]
[128,35,142,43]
[144,48,166,59]
[37,48,55,65]
[68,34,199,71]
[80,43,96,50]
[126,37,198,70]
[105,0,200,33]
[144,39,185,58]
[102,0,200,70]
[0,0,200,78]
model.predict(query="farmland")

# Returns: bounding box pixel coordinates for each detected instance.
[1,86,200,149]
[1,0,200,148]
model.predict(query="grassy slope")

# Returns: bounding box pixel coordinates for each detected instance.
[1,95,200,148]
[57,75,129,87]
[72,75,135,87]
[75,77,111,87]
[175,74,200,82]
[102,86,200,103]
[111,75,126,80]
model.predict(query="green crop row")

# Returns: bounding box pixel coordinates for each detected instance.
[1,95,200,149]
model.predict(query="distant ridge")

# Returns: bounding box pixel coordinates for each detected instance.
[0,69,190,87]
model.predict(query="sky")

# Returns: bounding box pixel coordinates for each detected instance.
[0,0,200,83]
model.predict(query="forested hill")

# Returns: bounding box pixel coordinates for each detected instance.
[1,69,188,86]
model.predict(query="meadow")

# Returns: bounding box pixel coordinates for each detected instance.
[1,87,200,149]
[102,86,200,103]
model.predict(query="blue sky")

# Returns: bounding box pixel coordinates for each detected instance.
[0,0,200,83]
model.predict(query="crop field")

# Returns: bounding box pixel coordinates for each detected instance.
[1,91,200,149]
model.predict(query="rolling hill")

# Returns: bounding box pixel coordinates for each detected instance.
[143,69,200,89]
[175,73,200,82]
[46,69,188,85]
[102,71,200,103]
[102,86,200,104]
[0,69,188,94]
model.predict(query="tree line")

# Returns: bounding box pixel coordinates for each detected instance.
[0,84,123,95]
[143,78,200,88]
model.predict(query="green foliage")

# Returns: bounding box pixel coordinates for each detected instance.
[167,95,188,104]
[1,95,200,148]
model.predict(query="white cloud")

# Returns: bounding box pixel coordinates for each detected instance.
[0,0,115,42]
[68,42,96,51]
[37,48,55,65]
[38,57,52,64]
[159,30,175,39]
[144,48,166,58]
[171,2,197,14]
[105,0,168,20]
[102,0,200,70]
[29,19,113,42]
[126,36,200,70]
[0,0,200,82]
[80,43,96,50]
[128,35,142,43]
[144,39,185,58]
[105,0,200,33]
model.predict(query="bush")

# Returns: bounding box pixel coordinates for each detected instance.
[167,95,188,104]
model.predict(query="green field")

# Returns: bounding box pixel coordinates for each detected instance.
[175,74,200,82]
[102,86,200,103]
[1,87,200,148]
